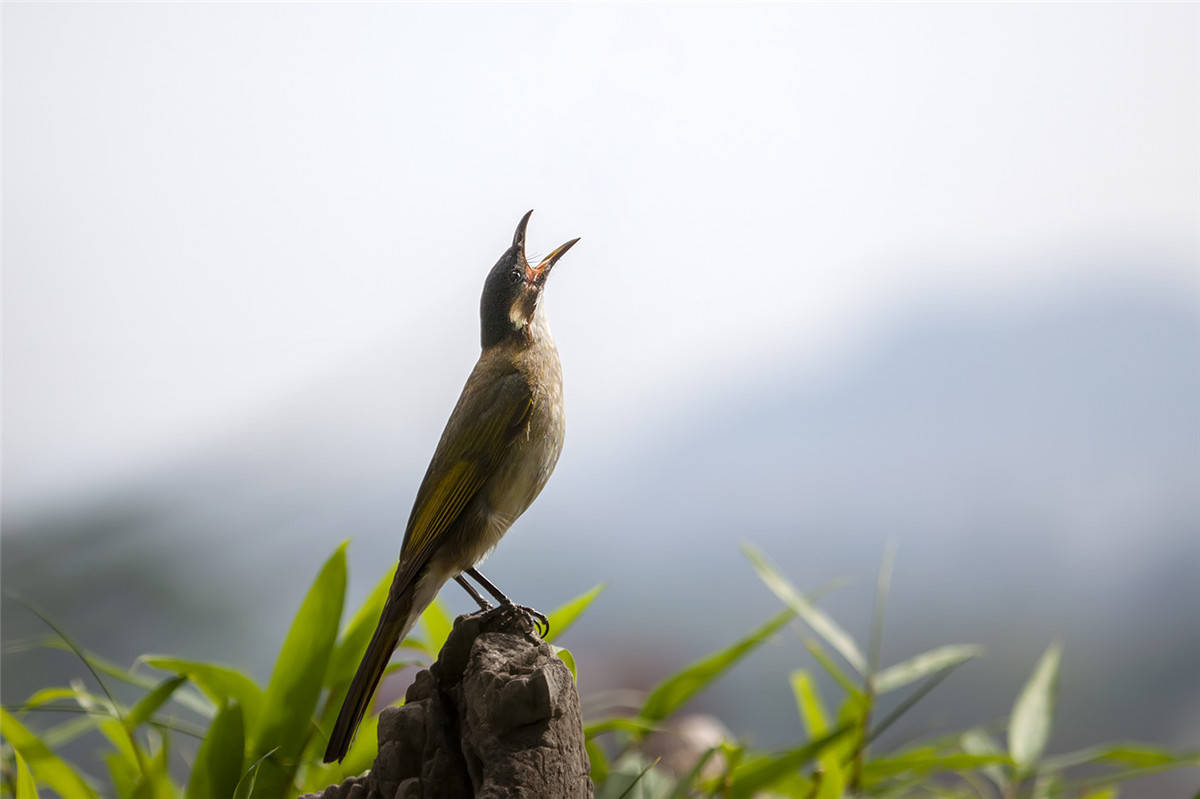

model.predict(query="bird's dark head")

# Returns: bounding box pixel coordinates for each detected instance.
[480,210,579,349]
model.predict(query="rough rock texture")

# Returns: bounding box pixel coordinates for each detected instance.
[303,607,592,799]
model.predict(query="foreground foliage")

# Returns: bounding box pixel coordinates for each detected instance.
[2,543,1195,798]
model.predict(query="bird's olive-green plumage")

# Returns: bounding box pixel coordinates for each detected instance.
[323,211,577,763]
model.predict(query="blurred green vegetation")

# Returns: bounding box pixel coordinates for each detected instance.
[2,543,1196,798]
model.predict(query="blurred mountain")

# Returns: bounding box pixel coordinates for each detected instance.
[4,272,1198,773]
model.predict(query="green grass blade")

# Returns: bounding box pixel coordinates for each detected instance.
[1009,642,1062,776]
[791,670,830,735]
[12,745,40,799]
[874,645,983,695]
[586,739,609,787]
[18,689,79,712]
[554,646,578,681]
[863,752,1014,779]
[125,676,188,730]
[870,543,896,678]
[791,670,847,799]
[185,702,244,799]
[248,543,348,799]
[743,544,866,674]
[961,728,1009,790]
[141,657,262,728]
[639,609,795,724]
[545,584,605,643]
[726,724,854,799]
[0,708,98,799]
[804,639,866,702]
[324,564,395,694]
[584,717,660,738]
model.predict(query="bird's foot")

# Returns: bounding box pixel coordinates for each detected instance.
[482,602,550,638]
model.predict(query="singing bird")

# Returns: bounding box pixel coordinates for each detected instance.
[323,211,578,763]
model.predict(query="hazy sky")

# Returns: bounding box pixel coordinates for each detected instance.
[4,3,1197,513]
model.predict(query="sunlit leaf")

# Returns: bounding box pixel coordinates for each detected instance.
[804,639,866,701]
[248,543,347,799]
[586,739,609,787]
[1041,743,1181,772]
[545,584,605,643]
[791,671,846,799]
[640,609,794,724]
[743,545,866,674]
[0,708,98,799]
[126,676,187,730]
[141,657,262,727]
[553,646,578,681]
[13,745,40,799]
[1009,642,1062,775]
[865,752,1013,779]
[961,727,1009,790]
[874,645,983,694]
[18,688,79,712]
[326,564,395,685]
[725,724,853,799]
[584,717,660,738]
[185,701,244,799]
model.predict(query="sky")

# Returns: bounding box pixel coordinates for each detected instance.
[4,3,1198,514]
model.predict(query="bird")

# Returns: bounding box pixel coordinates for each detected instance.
[323,210,578,763]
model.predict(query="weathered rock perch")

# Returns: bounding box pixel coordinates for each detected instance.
[303,608,592,799]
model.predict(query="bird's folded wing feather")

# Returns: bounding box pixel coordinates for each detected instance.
[393,368,533,589]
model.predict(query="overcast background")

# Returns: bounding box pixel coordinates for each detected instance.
[3,3,1199,796]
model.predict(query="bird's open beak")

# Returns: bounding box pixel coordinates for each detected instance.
[513,210,579,284]
[529,238,580,283]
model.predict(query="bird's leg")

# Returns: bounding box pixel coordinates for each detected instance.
[455,574,493,611]
[465,567,550,636]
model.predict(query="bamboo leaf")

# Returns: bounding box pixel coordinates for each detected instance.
[0,708,98,799]
[125,676,188,730]
[874,645,983,694]
[1009,642,1062,775]
[13,745,40,799]
[725,724,853,799]
[248,543,348,799]
[743,545,866,674]
[545,584,605,643]
[141,657,262,727]
[185,701,244,799]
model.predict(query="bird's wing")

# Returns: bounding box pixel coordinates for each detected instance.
[393,367,533,589]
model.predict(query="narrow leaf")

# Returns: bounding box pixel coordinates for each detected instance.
[874,645,983,694]
[125,676,187,729]
[249,543,348,799]
[545,584,605,643]
[726,724,853,799]
[185,701,244,799]
[141,657,262,727]
[743,545,866,674]
[554,646,578,681]
[0,708,98,799]
[961,728,1009,790]
[13,745,39,799]
[640,609,794,724]
[1009,642,1062,774]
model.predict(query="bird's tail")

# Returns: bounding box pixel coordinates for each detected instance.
[323,575,421,763]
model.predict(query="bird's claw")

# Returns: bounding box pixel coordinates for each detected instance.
[484,602,550,637]
[515,604,551,637]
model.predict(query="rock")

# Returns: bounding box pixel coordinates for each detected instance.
[302,607,592,799]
